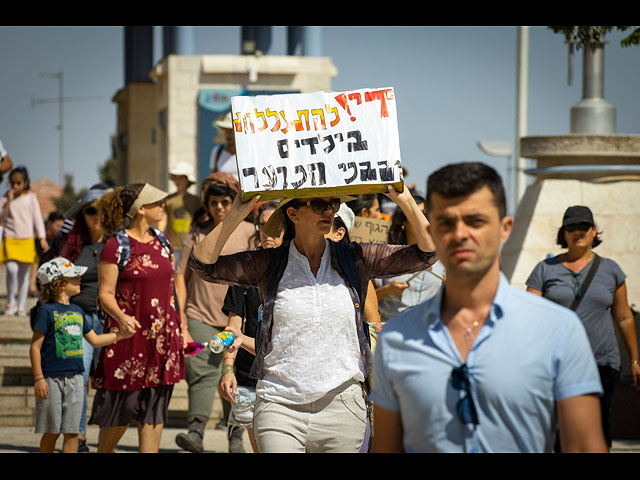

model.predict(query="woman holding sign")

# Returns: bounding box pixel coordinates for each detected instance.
[188,185,436,453]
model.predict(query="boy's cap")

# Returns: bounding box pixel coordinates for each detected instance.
[37,257,88,285]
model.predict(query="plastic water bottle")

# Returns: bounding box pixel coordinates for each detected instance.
[209,330,235,354]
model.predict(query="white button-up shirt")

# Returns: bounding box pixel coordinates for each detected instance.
[258,239,364,405]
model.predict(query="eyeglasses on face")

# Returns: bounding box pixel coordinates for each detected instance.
[293,198,341,214]
[450,364,479,426]
[82,206,98,216]
[565,222,592,233]
[209,199,231,208]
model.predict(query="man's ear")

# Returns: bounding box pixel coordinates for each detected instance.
[500,216,514,244]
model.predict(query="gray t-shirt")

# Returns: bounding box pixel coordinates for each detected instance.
[526,254,626,369]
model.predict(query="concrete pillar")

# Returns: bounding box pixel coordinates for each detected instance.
[163,26,195,57]
[287,26,322,56]
[570,42,616,134]
[287,26,303,55]
[124,26,154,85]
[241,26,271,55]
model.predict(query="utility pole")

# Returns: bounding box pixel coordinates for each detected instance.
[31,70,100,183]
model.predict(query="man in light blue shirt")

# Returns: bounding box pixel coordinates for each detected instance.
[370,162,606,453]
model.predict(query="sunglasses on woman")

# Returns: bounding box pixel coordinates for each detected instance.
[565,222,592,233]
[209,199,231,208]
[82,206,98,216]
[293,198,341,214]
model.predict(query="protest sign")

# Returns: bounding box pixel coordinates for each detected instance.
[231,87,404,201]
[349,216,391,244]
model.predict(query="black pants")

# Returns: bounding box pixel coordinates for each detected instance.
[598,364,621,447]
[554,364,620,451]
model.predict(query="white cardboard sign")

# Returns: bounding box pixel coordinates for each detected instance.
[231,87,403,201]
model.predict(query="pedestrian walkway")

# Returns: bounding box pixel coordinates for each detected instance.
[0,424,253,453]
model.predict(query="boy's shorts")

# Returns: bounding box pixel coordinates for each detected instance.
[35,373,84,434]
[228,386,256,427]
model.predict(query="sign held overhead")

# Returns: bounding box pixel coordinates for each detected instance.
[231,87,404,201]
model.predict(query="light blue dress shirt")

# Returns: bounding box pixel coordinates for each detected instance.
[370,273,603,453]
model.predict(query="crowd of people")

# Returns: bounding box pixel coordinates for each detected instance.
[1,132,637,453]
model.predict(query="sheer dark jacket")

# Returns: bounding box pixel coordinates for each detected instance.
[188,240,436,380]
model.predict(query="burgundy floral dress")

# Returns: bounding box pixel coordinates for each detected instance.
[92,233,185,391]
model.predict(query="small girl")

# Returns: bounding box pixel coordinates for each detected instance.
[0,165,48,316]
[30,257,133,453]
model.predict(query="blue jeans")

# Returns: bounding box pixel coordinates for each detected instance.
[80,312,102,435]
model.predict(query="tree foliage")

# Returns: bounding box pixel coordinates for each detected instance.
[53,173,86,214]
[548,26,640,49]
[98,154,119,188]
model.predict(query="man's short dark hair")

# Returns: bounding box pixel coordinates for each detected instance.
[426,162,507,218]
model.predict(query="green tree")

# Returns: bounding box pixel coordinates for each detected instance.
[549,26,640,48]
[97,154,120,187]
[53,174,86,214]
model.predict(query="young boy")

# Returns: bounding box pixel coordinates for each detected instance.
[29,257,133,453]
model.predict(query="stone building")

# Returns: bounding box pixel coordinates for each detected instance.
[111,26,337,193]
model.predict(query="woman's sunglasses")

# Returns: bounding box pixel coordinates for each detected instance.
[292,198,341,214]
[565,222,592,233]
[82,206,98,216]
[209,199,231,208]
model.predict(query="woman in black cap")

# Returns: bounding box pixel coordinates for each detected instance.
[526,205,640,451]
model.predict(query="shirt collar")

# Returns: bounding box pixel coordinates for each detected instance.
[289,238,330,278]
[427,272,508,330]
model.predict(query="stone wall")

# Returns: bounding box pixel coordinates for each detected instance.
[501,178,640,308]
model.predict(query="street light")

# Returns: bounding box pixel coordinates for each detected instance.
[476,140,514,215]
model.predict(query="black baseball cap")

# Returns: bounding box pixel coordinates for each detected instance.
[562,206,594,226]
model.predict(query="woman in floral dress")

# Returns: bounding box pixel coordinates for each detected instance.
[89,183,185,453]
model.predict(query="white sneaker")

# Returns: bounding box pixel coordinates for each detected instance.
[17,309,27,317]
[5,304,17,316]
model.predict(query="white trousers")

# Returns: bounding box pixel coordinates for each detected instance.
[253,379,367,453]
[6,260,31,311]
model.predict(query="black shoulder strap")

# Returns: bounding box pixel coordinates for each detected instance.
[569,254,601,311]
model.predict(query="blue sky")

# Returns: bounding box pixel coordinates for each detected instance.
[1,26,638,215]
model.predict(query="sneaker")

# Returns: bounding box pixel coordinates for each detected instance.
[4,304,17,316]
[17,309,27,317]
[78,438,90,453]
[175,431,204,453]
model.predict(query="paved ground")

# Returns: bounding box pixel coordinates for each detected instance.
[0,424,255,453]
[1,424,640,453]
